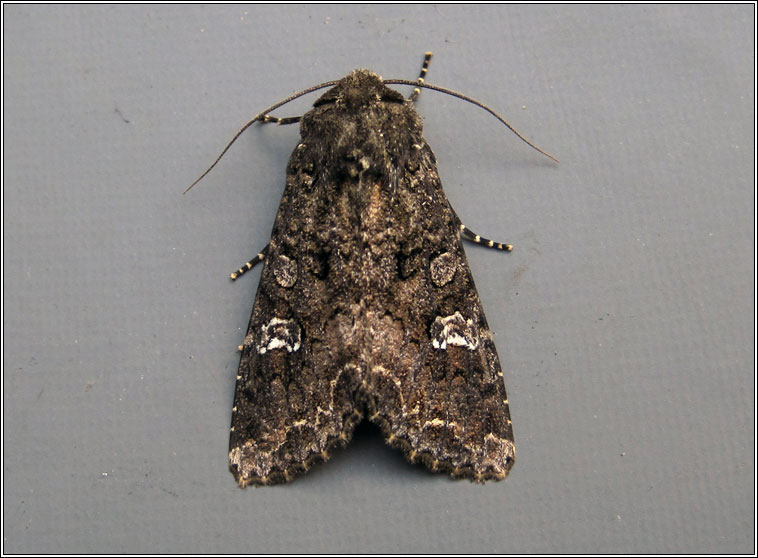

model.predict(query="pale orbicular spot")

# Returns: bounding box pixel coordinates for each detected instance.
[430,312,479,350]
[430,252,457,286]
[258,317,301,354]
[273,254,297,288]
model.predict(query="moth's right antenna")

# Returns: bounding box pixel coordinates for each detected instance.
[384,78,559,163]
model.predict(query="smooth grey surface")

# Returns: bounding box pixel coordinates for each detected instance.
[3,4,754,554]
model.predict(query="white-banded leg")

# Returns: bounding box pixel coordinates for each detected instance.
[230,244,269,280]
[260,115,301,125]
[408,52,433,102]
[459,224,513,252]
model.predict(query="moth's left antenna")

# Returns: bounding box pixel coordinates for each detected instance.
[183,80,340,194]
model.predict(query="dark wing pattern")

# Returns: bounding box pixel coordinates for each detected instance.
[228,139,367,486]
[229,70,513,486]
[361,142,514,482]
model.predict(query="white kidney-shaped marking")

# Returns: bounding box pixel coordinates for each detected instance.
[258,317,301,354]
[430,312,478,350]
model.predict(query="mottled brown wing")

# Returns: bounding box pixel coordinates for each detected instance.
[356,142,515,482]
[228,145,367,487]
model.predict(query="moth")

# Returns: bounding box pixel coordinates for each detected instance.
[188,53,555,486]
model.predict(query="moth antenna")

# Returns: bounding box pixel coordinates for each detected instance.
[184,79,340,194]
[384,79,559,163]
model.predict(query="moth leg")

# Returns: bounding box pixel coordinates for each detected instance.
[408,51,433,102]
[445,202,512,252]
[459,224,513,252]
[260,115,301,125]
[230,244,269,280]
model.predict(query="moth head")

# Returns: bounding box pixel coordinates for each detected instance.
[313,69,406,110]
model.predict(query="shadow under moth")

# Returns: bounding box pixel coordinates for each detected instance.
[188,53,556,486]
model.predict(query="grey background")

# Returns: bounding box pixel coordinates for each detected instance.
[3,4,754,554]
